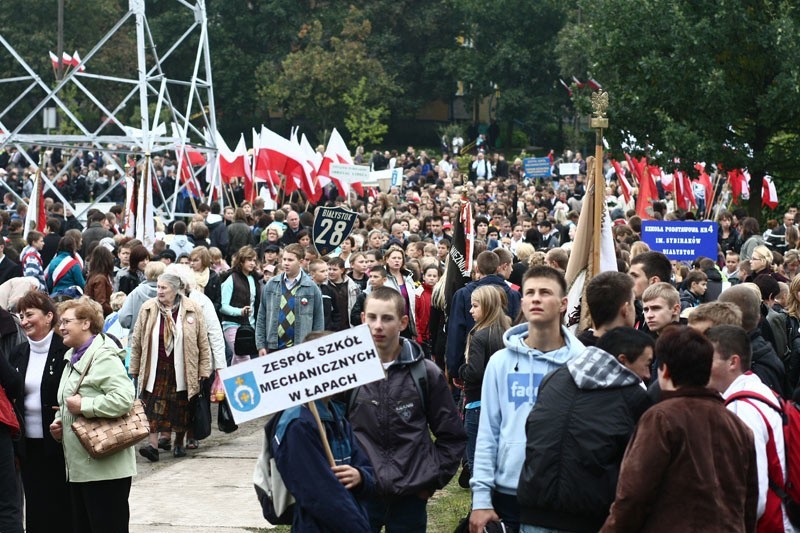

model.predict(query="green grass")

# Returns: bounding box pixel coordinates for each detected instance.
[253,467,472,532]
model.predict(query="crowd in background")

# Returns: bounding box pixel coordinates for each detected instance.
[0,140,797,532]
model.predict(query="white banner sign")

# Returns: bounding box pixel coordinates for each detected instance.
[218,325,384,424]
[330,163,370,183]
[559,162,580,176]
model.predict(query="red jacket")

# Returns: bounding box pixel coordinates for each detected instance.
[415,283,433,344]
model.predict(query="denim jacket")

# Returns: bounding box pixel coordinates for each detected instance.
[255,271,324,350]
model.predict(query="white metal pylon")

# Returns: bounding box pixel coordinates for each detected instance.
[0,0,218,221]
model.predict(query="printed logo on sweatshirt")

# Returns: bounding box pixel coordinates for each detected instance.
[507,373,544,409]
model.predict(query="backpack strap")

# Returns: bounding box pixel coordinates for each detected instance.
[725,390,784,418]
[409,359,429,414]
[725,391,790,503]
[347,359,430,416]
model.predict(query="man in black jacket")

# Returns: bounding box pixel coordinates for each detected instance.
[518,328,653,532]
[350,287,465,532]
[40,218,61,267]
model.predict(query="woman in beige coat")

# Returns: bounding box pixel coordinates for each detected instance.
[130,272,211,461]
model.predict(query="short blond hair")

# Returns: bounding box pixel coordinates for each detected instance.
[687,301,742,328]
[110,292,126,312]
[642,282,680,308]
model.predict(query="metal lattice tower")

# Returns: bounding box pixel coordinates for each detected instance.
[0,0,218,221]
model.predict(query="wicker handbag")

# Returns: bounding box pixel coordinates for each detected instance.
[70,348,149,459]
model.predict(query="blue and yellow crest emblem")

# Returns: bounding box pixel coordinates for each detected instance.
[224,372,260,412]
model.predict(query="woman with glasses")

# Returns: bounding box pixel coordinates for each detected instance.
[8,292,72,532]
[746,245,789,283]
[49,298,136,533]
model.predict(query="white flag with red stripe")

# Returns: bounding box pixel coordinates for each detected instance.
[217,131,250,185]
[48,51,59,69]
[762,175,778,209]
[72,51,86,71]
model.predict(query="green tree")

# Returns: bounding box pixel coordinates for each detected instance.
[558,0,800,217]
[453,0,570,150]
[256,9,399,140]
[343,77,390,148]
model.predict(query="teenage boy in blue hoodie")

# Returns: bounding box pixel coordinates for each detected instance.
[470,266,584,533]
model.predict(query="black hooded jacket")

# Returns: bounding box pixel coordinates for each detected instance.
[518,347,651,532]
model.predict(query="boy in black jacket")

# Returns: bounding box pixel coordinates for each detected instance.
[518,328,653,532]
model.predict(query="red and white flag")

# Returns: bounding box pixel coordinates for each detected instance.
[62,51,73,67]
[728,169,750,204]
[289,127,320,202]
[610,159,632,204]
[217,132,250,185]
[258,125,313,198]
[72,51,86,72]
[299,133,323,203]
[587,78,603,91]
[558,78,573,97]
[762,175,778,209]
[48,51,59,69]
[177,147,205,199]
[318,128,360,198]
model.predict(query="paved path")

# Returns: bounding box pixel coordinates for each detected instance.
[129,416,273,532]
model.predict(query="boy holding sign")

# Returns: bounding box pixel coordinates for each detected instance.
[270,330,374,532]
[350,287,466,532]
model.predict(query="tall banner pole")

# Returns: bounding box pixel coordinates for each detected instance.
[590,91,609,275]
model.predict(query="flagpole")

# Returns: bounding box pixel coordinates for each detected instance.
[705,170,721,220]
[590,90,609,278]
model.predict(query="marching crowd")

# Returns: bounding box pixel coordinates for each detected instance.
[0,143,798,533]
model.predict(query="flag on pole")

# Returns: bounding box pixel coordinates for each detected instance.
[123,169,136,237]
[763,175,778,209]
[217,132,250,185]
[48,51,59,69]
[442,199,475,318]
[72,51,86,71]
[559,78,573,97]
[135,158,156,250]
[635,159,657,220]
[177,147,204,199]
[728,169,749,204]
[23,171,46,239]
[258,125,313,198]
[565,155,617,332]
[571,76,585,88]
[610,159,633,204]
[299,133,323,203]
[290,127,321,202]
[317,128,359,199]
[587,78,603,91]
[62,51,73,68]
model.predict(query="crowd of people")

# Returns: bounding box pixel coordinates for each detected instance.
[0,142,797,532]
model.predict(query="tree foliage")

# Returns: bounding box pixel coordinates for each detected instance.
[454,0,570,149]
[256,8,399,143]
[343,77,390,148]
[558,0,800,216]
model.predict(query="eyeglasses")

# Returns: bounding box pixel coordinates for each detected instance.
[752,256,764,262]
[59,318,81,326]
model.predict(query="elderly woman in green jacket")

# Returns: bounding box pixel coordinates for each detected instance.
[49,297,136,533]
